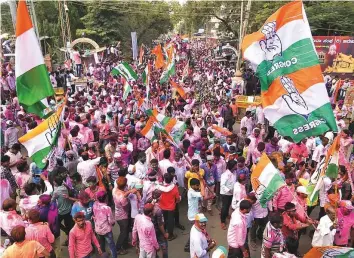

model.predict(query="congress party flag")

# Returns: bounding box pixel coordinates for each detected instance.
[112,61,138,82]
[304,246,354,258]
[19,101,65,169]
[251,153,285,208]
[241,1,337,142]
[15,0,54,118]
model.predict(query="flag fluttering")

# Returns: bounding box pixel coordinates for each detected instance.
[182,59,189,80]
[211,125,232,136]
[251,153,285,208]
[170,80,186,99]
[304,246,354,258]
[19,101,65,169]
[112,61,138,82]
[160,44,176,84]
[241,1,337,142]
[15,0,54,118]
[151,44,165,69]
[309,135,341,202]
[122,78,131,101]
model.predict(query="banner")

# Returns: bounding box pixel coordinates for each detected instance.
[313,36,354,76]
[131,32,138,60]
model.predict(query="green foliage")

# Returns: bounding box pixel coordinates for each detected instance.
[77,1,173,59]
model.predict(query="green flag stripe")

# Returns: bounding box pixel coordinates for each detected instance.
[326,163,338,178]
[259,173,284,208]
[273,103,337,143]
[16,64,54,106]
[160,117,171,127]
[256,38,319,91]
[22,101,47,118]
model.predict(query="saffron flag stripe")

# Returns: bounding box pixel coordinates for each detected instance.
[261,65,324,107]
[15,0,33,36]
[242,1,303,51]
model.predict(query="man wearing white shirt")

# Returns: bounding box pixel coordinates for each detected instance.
[134,153,148,179]
[250,198,269,249]
[231,175,247,210]
[318,176,332,220]
[77,154,101,186]
[220,160,237,230]
[159,149,175,176]
[240,111,254,136]
[312,205,337,247]
[312,136,329,168]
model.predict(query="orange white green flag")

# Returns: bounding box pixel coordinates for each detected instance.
[251,153,285,208]
[18,101,65,169]
[241,1,337,142]
[15,0,54,117]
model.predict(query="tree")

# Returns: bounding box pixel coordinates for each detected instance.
[77,1,173,59]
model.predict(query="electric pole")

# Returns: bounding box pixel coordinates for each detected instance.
[236,0,252,72]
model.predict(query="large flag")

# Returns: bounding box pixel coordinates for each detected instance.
[241,1,337,142]
[309,135,341,202]
[170,80,186,99]
[251,153,285,207]
[142,63,150,99]
[18,101,65,169]
[211,125,232,136]
[112,61,138,82]
[15,0,54,118]
[151,44,165,69]
[304,246,354,258]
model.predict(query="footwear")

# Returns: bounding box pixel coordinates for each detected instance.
[208,210,213,216]
[62,239,69,246]
[117,249,128,255]
[168,234,177,241]
[184,246,190,252]
[176,224,185,230]
[221,223,227,230]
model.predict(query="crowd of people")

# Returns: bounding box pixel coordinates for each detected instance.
[0,35,354,258]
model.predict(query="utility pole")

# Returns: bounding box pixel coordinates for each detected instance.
[58,0,72,60]
[8,0,17,32]
[236,0,252,72]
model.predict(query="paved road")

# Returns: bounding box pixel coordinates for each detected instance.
[59,195,318,258]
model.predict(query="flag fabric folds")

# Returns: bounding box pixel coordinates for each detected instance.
[15,0,54,118]
[170,80,186,99]
[139,44,144,65]
[251,153,285,208]
[241,1,337,142]
[304,246,354,258]
[18,101,65,169]
[122,78,131,101]
[112,62,138,82]
[309,135,341,202]
[151,44,165,69]
[160,45,176,84]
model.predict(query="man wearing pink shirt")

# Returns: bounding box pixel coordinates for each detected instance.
[273,172,295,213]
[93,191,117,258]
[227,200,252,258]
[334,201,354,247]
[132,203,160,258]
[0,198,25,237]
[287,140,309,164]
[25,209,55,257]
[69,212,102,258]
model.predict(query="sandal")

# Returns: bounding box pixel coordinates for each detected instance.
[176,224,185,230]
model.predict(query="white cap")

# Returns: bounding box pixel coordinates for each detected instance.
[296,186,308,195]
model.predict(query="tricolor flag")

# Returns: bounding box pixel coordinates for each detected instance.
[309,135,341,202]
[160,45,176,84]
[151,44,165,69]
[142,63,150,99]
[170,80,186,99]
[241,1,337,142]
[15,0,54,118]
[304,246,354,258]
[19,101,65,169]
[145,109,186,144]
[122,78,131,101]
[251,153,285,207]
[112,61,138,82]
